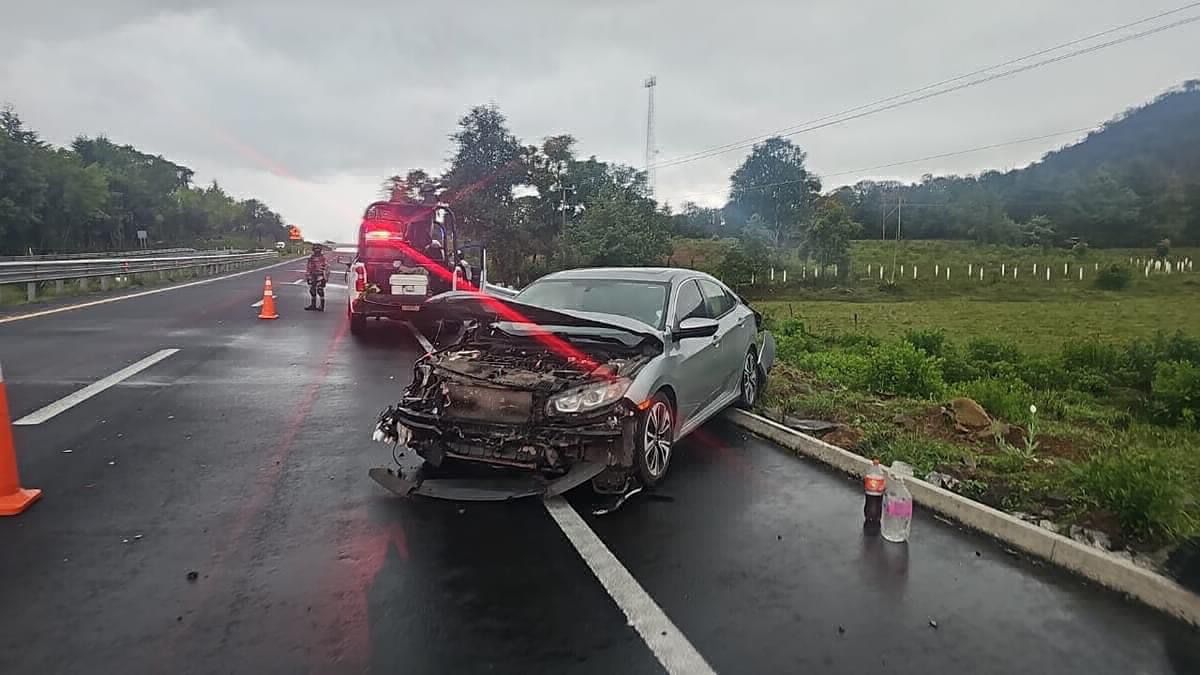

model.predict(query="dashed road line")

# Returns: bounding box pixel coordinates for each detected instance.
[0,259,294,324]
[542,496,716,675]
[14,349,180,425]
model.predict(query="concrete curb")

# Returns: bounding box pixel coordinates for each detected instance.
[724,408,1200,626]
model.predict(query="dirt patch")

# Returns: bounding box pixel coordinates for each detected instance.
[821,425,864,450]
[1036,434,1086,461]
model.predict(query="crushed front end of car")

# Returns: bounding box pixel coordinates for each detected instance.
[370,313,660,501]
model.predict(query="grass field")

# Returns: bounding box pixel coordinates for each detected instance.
[758,293,1200,353]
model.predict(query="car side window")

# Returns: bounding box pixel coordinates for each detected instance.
[698,279,734,318]
[673,280,707,325]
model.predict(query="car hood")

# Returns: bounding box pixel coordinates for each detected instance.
[424,291,663,345]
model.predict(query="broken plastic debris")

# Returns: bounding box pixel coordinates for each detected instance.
[108,460,116,466]
[167,415,175,420]
[186,571,199,582]
[62,449,72,454]
[134,534,143,540]
[929,619,939,629]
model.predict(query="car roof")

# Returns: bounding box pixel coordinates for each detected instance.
[534,267,714,284]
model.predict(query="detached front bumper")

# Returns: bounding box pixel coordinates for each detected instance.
[370,402,639,500]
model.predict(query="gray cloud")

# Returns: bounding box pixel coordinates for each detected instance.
[2,1,1196,240]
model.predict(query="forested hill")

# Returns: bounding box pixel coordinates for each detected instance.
[835,80,1200,247]
[0,106,289,255]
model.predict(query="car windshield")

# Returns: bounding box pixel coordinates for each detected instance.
[516,279,669,329]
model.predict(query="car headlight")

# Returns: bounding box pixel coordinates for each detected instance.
[550,378,631,414]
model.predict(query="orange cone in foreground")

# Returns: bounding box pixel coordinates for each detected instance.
[0,362,41,516]
[258,276,279,320]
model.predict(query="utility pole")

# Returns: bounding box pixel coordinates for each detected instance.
[559,174,576,229]
[644,75,657,197]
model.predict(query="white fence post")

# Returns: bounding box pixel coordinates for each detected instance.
[1063,262,1068,277]
[1033,263,1038,276]
[913,265,917,280]
[782,269,787,283]
[935,263,940,277]
[879,266,883,280]
[968,263,973,277]
[751,273,755,285]
[946,266,950,281]
[1013,266,1018,279]
[1079,267,1083,281]
[979,268,984,281]
[770,267,775,282]
[833,263,838,277]
[1001,263,1006,276]
[1046,267,1050,282]
[868,263,872,276]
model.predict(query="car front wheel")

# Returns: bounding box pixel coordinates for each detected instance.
[635,393,674,487]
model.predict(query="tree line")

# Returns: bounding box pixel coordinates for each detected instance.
[691,80,1200,255]
[0,106,289,255]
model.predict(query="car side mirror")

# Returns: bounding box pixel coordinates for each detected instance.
[673,317,718,340]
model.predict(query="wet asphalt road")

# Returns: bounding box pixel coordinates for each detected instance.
[0,261,1198,674]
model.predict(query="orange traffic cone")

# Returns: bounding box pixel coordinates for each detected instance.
[0,362,41,516]
[258,276,279,320]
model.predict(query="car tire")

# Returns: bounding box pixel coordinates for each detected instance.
[635,392,675,487]
[736,348,760,409]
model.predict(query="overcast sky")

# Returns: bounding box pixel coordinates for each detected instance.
[2,1,1196,242]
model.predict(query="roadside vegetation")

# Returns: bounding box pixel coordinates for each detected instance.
[758,316,1200,553]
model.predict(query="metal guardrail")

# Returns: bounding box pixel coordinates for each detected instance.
[0,247,218,262]
[1,251,280,302]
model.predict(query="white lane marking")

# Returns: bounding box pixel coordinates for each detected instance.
[251,300,264,308]
[542,497,716,675]
[0,259,294,325]
[403,321,435,354]
[14,349,180,425]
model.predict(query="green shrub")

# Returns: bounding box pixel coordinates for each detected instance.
[791,350,871,389]
[775,332,817,366]
[955,378,1035,423]
[1093,264,1132,290]
[829,332,880,354]
[1076,446,1196,542]
[939,342,982,384]
[904,328,948,357]
[1061,338,1124,374]
[966,337,1023,365]
[1150,360,1200,427]
[1018,354,1065,391]
[864,341,945,398]
[964,338,1024,380]
[1125,331,1200,391]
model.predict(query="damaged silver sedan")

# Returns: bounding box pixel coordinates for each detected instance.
[369,267,774,507]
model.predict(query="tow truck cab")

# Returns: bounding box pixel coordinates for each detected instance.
[348,201,477,335]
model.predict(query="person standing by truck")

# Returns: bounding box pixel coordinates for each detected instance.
[305,243,330,311]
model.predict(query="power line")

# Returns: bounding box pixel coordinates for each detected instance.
[672,125,1097,201]
[651,3,1200,170]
